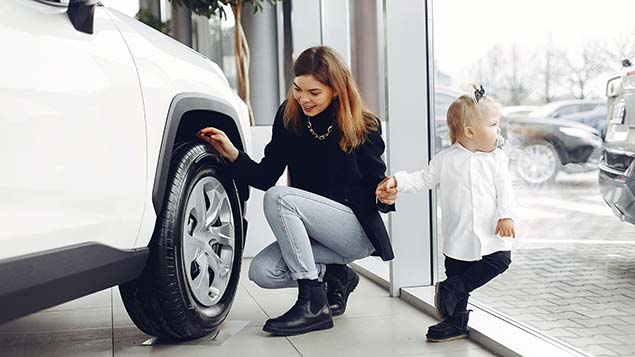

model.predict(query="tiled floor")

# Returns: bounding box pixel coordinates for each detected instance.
[0,259,495,357]
[437,171,635,357]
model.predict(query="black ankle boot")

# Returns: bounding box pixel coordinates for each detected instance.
[426,310,471,342]
[263,281,333,336]
[434,276,468,320]
[324,264,360,316]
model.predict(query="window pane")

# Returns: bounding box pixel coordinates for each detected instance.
[432,0,635,354]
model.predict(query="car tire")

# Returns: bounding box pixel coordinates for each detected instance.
[119,142,243,340]
[516,142,560,185]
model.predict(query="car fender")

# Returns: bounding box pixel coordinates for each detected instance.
[103,9,252,248]
[152,93,251,216]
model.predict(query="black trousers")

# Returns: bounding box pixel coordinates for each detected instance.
[444,250,511,313]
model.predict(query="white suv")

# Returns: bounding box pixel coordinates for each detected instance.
[1,0,252,340]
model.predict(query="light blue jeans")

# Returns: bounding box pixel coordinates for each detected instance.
[248,186,375,289]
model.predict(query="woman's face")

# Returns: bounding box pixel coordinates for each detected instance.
[292,74,336,117]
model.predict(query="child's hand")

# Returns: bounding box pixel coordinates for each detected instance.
[376,176,398,204]
[495,218,516,238]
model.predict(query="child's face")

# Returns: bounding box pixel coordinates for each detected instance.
[471,115,501,153]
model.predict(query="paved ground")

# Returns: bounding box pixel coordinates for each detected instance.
[439,169,635,357]
[0,261,494,357]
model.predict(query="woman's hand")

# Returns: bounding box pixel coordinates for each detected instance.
[197,127,240,162]
[376,176,398,205]
[495,218,516,238]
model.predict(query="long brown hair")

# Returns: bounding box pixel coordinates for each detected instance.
[283,46,378,152]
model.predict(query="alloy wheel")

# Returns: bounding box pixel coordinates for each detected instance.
[182,177,235,306]
[517,143,559,184]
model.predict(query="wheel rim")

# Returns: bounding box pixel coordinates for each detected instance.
[517,144,558,184]
[182,177,235,306]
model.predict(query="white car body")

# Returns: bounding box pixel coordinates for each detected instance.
[1,0,251,330]
[2,0,250,258]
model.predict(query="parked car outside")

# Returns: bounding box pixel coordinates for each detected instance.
[433,86,461,151]
[504,115,603,184]
[1,0,252,341]
[501,105,538,118]
[528,99,607,136]
[559,105,609,137]
[528,99,605,120]
[433,88,603,185]
[599,59,635,225]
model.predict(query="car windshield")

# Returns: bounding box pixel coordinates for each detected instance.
[501,106,537,117]
[528,102,563,118]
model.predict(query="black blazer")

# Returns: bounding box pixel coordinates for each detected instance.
[231,102,395,261]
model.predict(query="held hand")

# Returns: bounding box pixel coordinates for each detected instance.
[495,218,516,238]
[197,127,240,162]
[375,176,398,205]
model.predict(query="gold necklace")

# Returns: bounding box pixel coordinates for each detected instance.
[306,118,333,140]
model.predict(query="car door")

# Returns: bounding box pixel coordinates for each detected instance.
[0,0,146,259]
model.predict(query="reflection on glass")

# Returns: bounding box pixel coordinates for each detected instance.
[220,9,238,90]
[432,0,635,353]
[189,4,238,92]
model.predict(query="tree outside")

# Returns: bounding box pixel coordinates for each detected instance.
[458,31,634,106]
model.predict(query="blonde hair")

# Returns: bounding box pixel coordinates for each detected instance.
[283,46,378,153]
[447,94,502,144]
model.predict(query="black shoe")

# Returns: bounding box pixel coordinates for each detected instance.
[434,276,468,320]
[324,264,360,316]
[263,282,333,336]
[426,310,471,342]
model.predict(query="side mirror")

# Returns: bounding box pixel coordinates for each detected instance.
[68,0,98,34]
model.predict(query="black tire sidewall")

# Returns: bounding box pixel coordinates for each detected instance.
[163,143,243,332]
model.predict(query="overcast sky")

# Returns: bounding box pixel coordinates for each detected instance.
[433,0,635,78]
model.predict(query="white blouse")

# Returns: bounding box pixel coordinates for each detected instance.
[394,144,516,261]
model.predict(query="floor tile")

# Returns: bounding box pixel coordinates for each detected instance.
[44,289,112,312]
[0,337,112,357]
[113,326,300,357]
[0,307,112,333]
[287,314,489,357]
[0,259,495,357]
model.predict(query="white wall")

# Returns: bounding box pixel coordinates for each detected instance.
[242,126,287,257]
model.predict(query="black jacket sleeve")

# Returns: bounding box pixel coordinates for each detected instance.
[376,200,395,213]
[230,104,289,191]
[356,119,395,213]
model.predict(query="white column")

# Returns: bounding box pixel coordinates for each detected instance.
[322,0,351,66]
[290,0,322,55]
[290,0,351,66]
[384,0,433,296]
[242,4,280,126]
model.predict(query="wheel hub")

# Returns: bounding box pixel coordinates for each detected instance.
[182,177,235,306]
[517,144,558,184]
